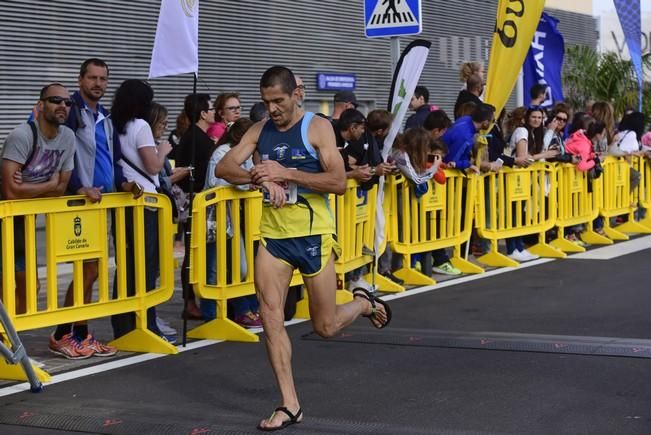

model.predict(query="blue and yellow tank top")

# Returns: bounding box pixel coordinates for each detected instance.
[257,112,335,239]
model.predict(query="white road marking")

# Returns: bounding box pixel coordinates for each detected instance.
[570,236,651,260]
[2,235,650,397]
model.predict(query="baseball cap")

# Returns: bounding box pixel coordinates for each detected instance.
[334,90,358,107]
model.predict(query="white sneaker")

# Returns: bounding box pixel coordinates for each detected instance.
[520,249,539,261]
[507,250,526,262]
[349,277,374,293]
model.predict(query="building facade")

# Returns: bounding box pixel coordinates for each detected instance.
[0,1,596,141]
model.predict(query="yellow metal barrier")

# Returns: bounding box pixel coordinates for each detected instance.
[189,187,266,342]
[551,163,610,252]
[598,156,651,239]
[475,162,565,267]
[384,170,482,286]
[633,155,651,230]
[0,193,176,382]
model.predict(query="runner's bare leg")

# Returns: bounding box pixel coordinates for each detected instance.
[304,254,387,337]
[255,245,299,429]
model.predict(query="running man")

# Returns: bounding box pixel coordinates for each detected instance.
[216,66,391,431]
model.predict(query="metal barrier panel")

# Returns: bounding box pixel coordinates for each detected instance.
[550,163,608,252]
[384,170,481,286]
[0,193,176,382]
[188,187,267,342]
[334,180,376,283]
[475,162,564,267]
[634,156,651,230]
[599,156,651,239]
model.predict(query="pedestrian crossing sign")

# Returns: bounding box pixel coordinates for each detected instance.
[364,0,422,38]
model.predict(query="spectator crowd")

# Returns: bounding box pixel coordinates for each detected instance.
[1,58,650,360]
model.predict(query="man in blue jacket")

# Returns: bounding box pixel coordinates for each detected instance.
[442,103,495,174]
[50,58,118,359]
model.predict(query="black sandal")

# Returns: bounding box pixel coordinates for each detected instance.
[352,288,392,329]
[257,406,302,431]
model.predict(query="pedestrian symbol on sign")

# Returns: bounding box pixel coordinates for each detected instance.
[367,0,417,28]
[364,0,422,38]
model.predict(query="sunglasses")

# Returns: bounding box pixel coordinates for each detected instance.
[555,116,568,122]
[225,105,241,112]
[43,96,73,107]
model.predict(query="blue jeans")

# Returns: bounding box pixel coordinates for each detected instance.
[111,208,161,339]
[506,237,525,254]
[431,249,450,267]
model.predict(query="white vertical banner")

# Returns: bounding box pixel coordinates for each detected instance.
[374,39,431,252]
[149,0,199,79]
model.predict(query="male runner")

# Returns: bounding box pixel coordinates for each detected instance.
[216,66,391,431]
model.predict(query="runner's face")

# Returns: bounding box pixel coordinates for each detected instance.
[261,85,298,128]
[78,64,108,102]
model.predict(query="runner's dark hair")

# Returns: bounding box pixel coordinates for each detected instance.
[260,66,297,95]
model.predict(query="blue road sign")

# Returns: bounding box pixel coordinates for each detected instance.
[316,72,356,91]
[364,0,422,38]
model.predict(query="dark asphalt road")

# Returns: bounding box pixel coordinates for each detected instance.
[1,241,650,434]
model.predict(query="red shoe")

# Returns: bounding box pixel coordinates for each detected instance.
[49,333,94,360]
[234,312,263,328]
[79,334,118,357]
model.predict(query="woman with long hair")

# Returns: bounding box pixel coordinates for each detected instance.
[590,101,615,154]
[391,127,440,184]
[510,107,559,162]
[504,107,558,262]
[111,80,172,341]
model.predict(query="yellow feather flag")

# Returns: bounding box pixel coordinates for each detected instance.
[484,0,546,115]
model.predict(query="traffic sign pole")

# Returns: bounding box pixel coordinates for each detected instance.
[390,36,400,72]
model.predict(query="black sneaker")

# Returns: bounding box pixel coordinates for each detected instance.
[380,271,404,285]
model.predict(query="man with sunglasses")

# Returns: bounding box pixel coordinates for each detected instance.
[0,83,75,320]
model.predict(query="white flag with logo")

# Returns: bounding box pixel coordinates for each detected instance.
[149,0,199,79]
[374,39,431,252]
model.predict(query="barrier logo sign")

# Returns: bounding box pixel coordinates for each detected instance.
[508,172,531,201]
[364,0,422,38]
[356,187,369,219]
[53,210,102,258]
[74,216,82,237]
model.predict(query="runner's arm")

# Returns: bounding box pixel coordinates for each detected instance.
[215,122,262,185]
